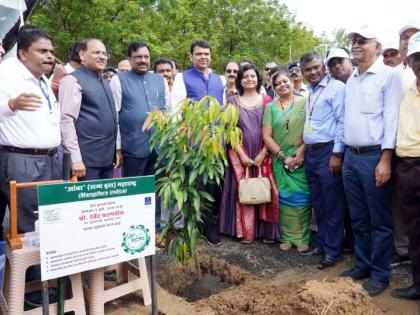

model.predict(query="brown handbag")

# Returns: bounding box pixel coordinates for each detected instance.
[238,167,271,205]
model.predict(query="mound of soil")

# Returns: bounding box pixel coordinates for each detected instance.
[196,274,383,315]
[293,278,384,315]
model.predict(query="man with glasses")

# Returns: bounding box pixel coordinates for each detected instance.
[339,26,402,296]
[223,61,239,101]
[110,41,169,178]
[263,61,277,98]
[392,31,420,300]
[325,47,354,83]
[59,38,119,180]
[382,44,402,68]
[288,61,308,97]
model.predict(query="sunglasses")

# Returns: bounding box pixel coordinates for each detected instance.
[225,69,238,74]
[328,58,345,68]
[288,67,301,73]
[351,38,374,46]
[264,67,273,71]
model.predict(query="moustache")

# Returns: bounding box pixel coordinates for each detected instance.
[228,76,236,79]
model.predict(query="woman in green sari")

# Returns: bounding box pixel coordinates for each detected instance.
[263,69,312,254]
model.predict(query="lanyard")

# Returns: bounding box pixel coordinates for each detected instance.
[308,76,330,121]
[39,77,52,113]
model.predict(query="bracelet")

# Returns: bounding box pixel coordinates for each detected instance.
[275,150,286,161]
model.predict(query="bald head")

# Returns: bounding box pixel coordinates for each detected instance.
[117,59,131,72]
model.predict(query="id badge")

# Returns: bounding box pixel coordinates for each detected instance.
[304,123,313,134]
[48,108,60,126]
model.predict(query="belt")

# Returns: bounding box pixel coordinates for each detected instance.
[347,145,381,154]
[0,145,58,156]
[307,141,334,150]
[400,157,420,166]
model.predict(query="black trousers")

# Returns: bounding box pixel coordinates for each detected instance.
[0,151,61,234]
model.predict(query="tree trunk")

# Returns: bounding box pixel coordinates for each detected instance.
[194,251,202,280]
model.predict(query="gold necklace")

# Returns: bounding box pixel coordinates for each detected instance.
[278,95,294,111]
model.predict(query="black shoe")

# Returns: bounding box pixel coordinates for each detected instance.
[202,226,222,246]
[362,279,389,296]
[317,255,336,270]
[391,285,420,300]
[339,268,370,280]
[342,237,354,253]
[391,254,411,267]
[299,246,323,257]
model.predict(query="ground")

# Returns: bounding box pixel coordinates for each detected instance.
[105,234,420,315]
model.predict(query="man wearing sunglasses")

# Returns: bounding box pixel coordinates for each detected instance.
[392,31,420,301]
[263,61,277,98]
[60,38,119,181]
[340,26,402,296]
[287,61,308,97]
[325,47,354,83]
[223,61,239,102]
[382,44,402,68]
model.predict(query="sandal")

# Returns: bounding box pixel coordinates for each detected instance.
[280,242,292,251]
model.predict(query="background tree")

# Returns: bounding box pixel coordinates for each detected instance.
[30,0,321,71]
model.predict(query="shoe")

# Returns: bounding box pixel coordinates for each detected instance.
[391,254,411,267]
[24,289,59,310]
[280,242,292,251]
[339,268,370,280]
[391,285,420,300]
[297,245,309,253]
[202,227,222,246]
[298,246,323,257]
[241,239,253,244]
[317,255,336,270]
[342,237,354,253]
[262,238,275,244]
[362,279,389,296]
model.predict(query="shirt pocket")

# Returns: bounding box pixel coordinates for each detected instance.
[360,91,382,114]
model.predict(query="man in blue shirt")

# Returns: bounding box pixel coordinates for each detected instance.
[300,52,345,270]
[170,40,224,245]
[339,26,402,296]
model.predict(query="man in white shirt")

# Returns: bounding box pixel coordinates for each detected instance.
[0,26,61,234]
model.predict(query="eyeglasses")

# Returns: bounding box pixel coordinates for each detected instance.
[288,67,301,73]
[225,69,238,74]
[351,38,374,46]
[328,58,345,68]
[89,50,111,59]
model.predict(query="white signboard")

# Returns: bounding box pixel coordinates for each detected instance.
[38,176,155,280]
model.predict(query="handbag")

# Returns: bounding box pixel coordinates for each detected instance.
[238,167,271,205]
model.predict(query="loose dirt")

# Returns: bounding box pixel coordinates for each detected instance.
[107,237,420,315]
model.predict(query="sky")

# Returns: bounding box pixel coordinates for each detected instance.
[280,0,419,47]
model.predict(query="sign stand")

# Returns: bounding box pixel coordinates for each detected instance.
[150,255,157,315]
[42,280,49,315]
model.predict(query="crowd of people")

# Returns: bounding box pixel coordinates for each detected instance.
[0,21,419,305]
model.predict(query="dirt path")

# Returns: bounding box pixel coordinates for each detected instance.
[106,236,420,315]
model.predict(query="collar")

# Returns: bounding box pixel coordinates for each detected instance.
[17,60,49,83]
[353,57,382,77]
[308,74,330,93]
[80,64,102,78]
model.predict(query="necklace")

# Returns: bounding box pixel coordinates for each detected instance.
[277,95,295,111]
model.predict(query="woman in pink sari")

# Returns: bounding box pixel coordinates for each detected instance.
[219,64,279,243]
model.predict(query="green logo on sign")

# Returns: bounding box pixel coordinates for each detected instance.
[121,225,150,254]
